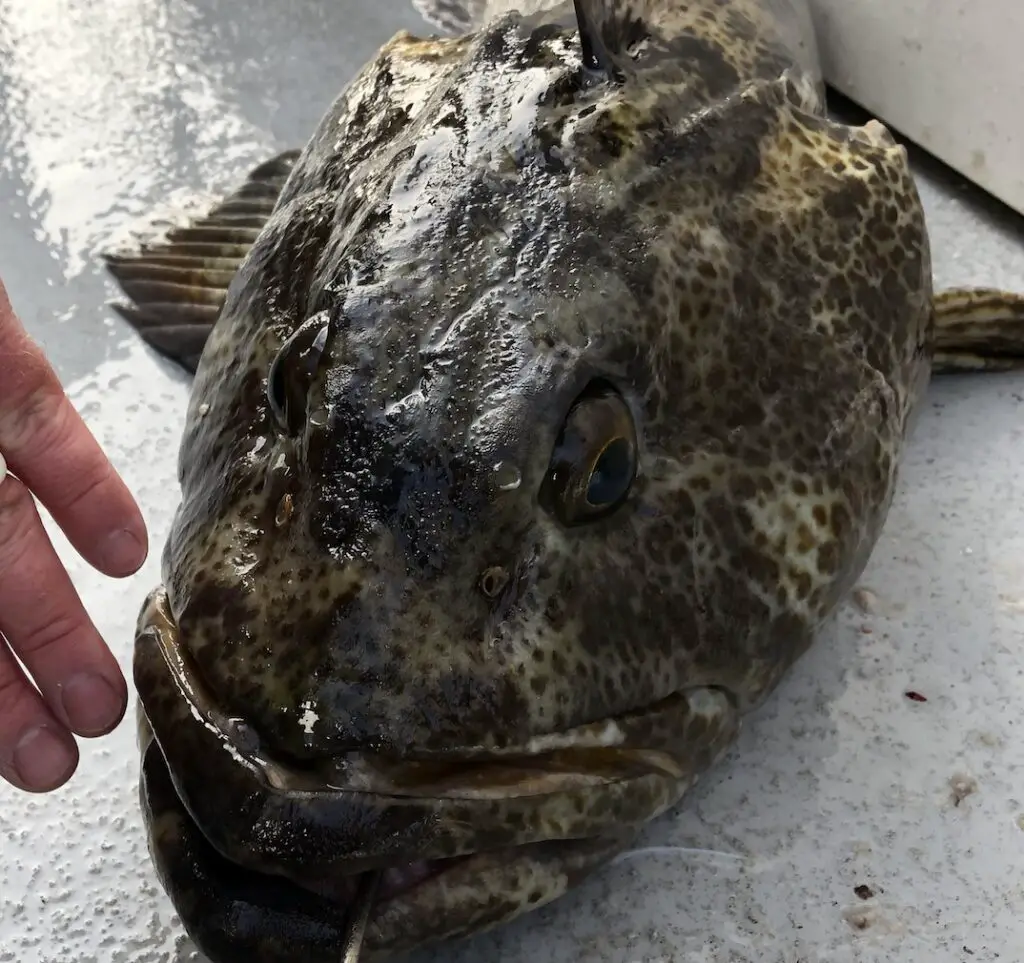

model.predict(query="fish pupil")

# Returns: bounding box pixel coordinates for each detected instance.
[586,437,633,506]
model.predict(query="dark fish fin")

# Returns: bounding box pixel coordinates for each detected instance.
[411,0,571,35]
[102,149,301,374]
[932,287,1024,374]
[572,0,632,80]
[410,0,634,82]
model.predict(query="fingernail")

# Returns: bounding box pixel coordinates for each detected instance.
[60,673,126,736]
[98,527,147,576]
[13,726,77,791]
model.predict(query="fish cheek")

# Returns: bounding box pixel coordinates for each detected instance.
[541,511,691,723]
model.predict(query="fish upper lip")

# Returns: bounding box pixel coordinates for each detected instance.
[139,586,687,796]
[134,586,737,885]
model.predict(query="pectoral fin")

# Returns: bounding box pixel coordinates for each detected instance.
[102,150,301,374]
[932,287,1024,373]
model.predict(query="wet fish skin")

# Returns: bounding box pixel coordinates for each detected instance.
[104,1,1024,961]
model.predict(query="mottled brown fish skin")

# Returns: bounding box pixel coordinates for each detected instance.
[111,0,954,960]
[165,3,927,763]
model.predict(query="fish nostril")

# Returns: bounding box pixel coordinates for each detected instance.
[478,566,510,599]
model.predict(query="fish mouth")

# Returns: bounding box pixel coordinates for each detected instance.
[134,588,740,962]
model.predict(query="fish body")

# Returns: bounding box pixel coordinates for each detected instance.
[103,1,1024,961]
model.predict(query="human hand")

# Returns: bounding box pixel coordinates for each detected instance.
[0,278,148,793]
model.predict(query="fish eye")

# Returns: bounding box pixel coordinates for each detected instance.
[539,383,638,526]
[267,313,330,434]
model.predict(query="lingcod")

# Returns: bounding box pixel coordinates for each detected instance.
[103,0,1024,961]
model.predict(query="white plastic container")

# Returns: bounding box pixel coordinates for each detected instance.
[809,0,1024,216]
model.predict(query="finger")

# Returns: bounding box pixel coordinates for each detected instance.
[0,644,80,792]
[0,474,128,740]
[0,279,148,577]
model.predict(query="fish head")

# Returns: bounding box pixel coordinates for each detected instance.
[131,11,933,962]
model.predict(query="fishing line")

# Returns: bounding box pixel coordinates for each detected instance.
[341,870,382,963]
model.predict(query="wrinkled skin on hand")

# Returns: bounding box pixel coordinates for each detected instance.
[0,278,145,795]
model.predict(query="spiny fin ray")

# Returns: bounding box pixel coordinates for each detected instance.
[932,287,1024,374]
[102,148,301,374]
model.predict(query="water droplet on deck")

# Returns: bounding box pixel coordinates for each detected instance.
[492,461,521,491]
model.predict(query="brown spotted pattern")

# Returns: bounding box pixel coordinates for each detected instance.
[117,1,942,960]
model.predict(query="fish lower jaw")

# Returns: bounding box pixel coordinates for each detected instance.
[299,854,460,905]
[143,735,629,963]
[379,858,441,897]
